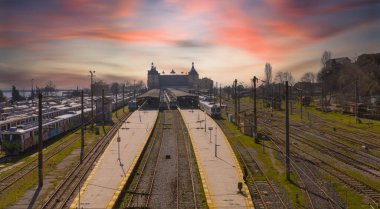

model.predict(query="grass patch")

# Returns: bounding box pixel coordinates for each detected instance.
[322,172,371,209]
[221,118,306,208]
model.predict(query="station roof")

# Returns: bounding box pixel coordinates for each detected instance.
[167,88,197,98]
[137,89,160,99]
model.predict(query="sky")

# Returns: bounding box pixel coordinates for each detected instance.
[0,0,379,90]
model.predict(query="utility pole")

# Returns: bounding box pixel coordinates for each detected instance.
[122,84,125,113]
[31,79,34,106]
[300,89,303,119]
[133,80,136,99]
[253,76,258,143]
[234,79,238,125]
[215,82,217,103]
[102,89,105,126]
[115,85,118,118]
[355,79,359,123]
[89,70,95,130]
[285,81,290,181]
[38,93,43,188]
[80,90,84,164]
[290,86,293,115]
[237,84,241,126]
[219,84,222,108]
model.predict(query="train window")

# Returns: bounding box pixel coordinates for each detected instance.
[4,134,11,141]
[1,125,6,131]
[13,134,22,141]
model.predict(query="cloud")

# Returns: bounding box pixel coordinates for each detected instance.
[266,0,380,16]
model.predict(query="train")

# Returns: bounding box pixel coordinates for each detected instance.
[199,100,221,118]
[0,109,91,155]
[0,94,136,155]
[128,100,138,111]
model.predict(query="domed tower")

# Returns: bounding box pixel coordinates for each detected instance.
[147,62,160,89]
[188,62,199,88]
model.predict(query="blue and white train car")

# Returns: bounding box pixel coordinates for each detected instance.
[0,108,91,155]
[199,100,221,118]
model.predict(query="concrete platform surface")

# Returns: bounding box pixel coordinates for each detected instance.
[70,110,158,209]
[180,109,254,209]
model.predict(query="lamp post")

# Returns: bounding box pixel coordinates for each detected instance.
[117,130,121,163]
[204,113,207,132]
[208,127,213,143]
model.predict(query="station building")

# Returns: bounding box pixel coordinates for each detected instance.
[147,62,212,90]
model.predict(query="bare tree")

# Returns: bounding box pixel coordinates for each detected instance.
[274,71,295,85]
[43,80,56,96]
[321,50,332,68]
[300,72,315,83]
[264,63,272,85]
[110,82,120,94]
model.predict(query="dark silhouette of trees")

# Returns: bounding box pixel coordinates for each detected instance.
[11,85,24,101]
[300,72,316,98]
[110,82,120,95]
[0,89,6,102]
[321,50,331,69]
[43,80,56,96]
[92,80,109,96]
[274,71,295,85]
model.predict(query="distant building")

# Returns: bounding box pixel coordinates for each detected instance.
[327,57,351,66]
[147,62,202,89]
[197,77,213,91]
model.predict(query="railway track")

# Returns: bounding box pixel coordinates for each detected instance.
[263,125,380,206]
[39,112,132,209]
[295,156,338,209]
[0,125,88,193]
[225,97,380,206]
[262,119,380,178]
[126,112,164,208]
[214,119,289,209]
[176,110,197,209]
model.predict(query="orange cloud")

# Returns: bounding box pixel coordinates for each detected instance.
[210,7,298,61]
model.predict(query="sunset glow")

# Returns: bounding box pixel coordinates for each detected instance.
[1,0,379,89]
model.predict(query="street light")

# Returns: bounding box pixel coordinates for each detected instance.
[117,130,121,163]
[208,127,213,143]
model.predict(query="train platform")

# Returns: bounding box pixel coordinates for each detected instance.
[180,109,254,209]
[69,110,158,209]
